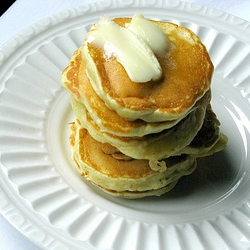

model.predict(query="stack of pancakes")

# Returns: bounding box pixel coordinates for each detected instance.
[62,15,227,199]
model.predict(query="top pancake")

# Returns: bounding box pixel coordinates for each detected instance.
[62,47,211,137]
[82,17,214,122]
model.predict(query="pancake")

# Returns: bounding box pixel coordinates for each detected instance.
[177,105,228,157]
[61,14,228,199]
[70,96,206,170]
[81,17,214,122]
[71,99,226,167]
[63,47,211,137]
[70,118,197,199]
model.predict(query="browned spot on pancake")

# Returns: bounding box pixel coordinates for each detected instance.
[78,125,154,178]
[62,50,82,100]
[86,18,213,114]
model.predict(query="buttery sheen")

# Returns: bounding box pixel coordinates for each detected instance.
[126,13,169,54]
[84,14,169,82]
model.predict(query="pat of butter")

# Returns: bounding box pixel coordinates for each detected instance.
[84,14,169,83]
[126,13,169,54]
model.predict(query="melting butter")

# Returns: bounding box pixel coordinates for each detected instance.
[84,14,169,83]
[126,13,169,54]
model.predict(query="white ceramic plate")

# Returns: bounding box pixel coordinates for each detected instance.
[1,1,250,249]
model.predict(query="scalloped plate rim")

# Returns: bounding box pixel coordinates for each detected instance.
[1,0,250,250]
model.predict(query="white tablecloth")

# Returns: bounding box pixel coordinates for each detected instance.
[0,0,250,249]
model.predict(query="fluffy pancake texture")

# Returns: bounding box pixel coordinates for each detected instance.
[62,14,227,198]
[70,95,206,162]
[81,18,214,122]
[70,118,197,199]
[63,47,211,137]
